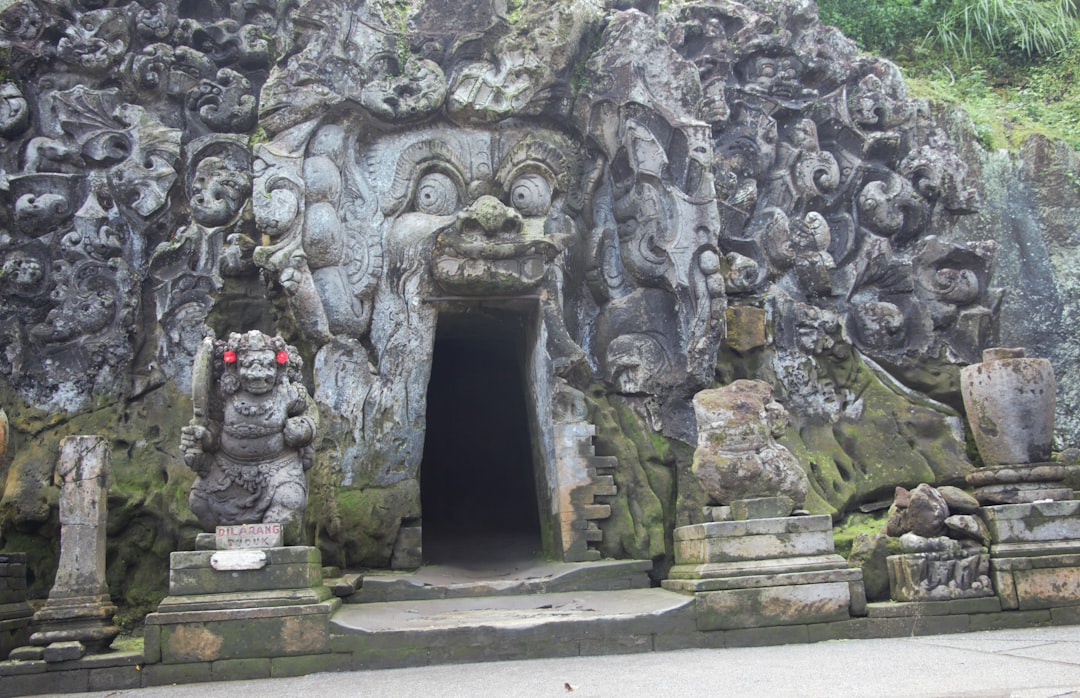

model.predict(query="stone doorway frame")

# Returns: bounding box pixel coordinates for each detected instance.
[419,296,617,563]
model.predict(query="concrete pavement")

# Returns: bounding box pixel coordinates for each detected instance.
[35,625,1080,698]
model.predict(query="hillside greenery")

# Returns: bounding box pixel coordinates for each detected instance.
[818,0,1080,150]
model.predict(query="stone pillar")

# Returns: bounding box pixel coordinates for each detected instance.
[29,436,119,655]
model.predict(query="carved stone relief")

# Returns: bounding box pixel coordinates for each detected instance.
[0,0,1012,570]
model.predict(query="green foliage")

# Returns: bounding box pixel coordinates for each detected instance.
[821,0,1079,61]
[818,0,946,58]
[822,0,1080,151]
[931,0,1079,59]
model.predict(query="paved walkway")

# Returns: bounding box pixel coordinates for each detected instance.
[37,625,1080,698]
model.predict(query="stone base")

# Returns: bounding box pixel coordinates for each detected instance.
[0,555,34,660]
[886,551,994,602]
[980,501,1080,610]
[145,599,340,664]
[991,553,1080,610]
[674,515,837,564]
[968,463,1071,505]
[666,517,866,630]
[28,596,119,653]
[981,500,1080,549]
[146,545,338,663]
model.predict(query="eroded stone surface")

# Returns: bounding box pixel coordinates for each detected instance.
[0,0,1019,582]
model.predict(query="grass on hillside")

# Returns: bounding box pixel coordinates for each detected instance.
[818,0,1080,151]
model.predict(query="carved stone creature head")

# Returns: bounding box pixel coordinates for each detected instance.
[0,82,29,138]
[1,250,46,297]
[189,155,252,227]
[58,9,130,74]
[218,330,295,396]
[374,126,583,297]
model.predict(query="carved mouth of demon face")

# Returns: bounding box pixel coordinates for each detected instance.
[431,194,562,295]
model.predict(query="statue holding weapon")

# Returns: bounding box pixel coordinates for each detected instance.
[180,330,317,543]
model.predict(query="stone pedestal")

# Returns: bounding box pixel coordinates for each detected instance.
[29,436,119,654]
[0,553,34,660]
[981,501,1080,610]
[144,546,339,664]
[662,515,865,631]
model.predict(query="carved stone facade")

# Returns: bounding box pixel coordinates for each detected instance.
[0,1,1012,576]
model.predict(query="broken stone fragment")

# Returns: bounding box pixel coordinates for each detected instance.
[937,486,980,514]
[907,483,949,538]
[944,514,991,545]
[899,532,961,554]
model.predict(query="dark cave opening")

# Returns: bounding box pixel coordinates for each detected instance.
[420,311,542,565]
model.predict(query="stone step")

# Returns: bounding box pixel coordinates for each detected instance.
[345,559,653,604]
[329,587,696,664]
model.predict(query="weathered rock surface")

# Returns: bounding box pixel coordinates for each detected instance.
[692,380,809,507]
[0,0,1065,614]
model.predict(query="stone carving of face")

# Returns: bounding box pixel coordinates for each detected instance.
[853,301,906,350]
[237,348,278,395]
[58,9,130,74]
[190,156,252,227]
[605,334,668,395]
[379,126,581,296]
[2,253,44,294]
[32,290,114,343]
[0,82,29,138]
[748,55,801,98]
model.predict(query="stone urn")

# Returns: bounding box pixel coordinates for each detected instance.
[960,348,1069,504]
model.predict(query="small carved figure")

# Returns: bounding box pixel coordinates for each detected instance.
[181,331,317,540]
[691,379,809,508]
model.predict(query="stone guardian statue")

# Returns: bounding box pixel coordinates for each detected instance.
[180,331,317,542]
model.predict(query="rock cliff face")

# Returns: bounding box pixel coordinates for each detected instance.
[944,125,1080,450]
[0,0,1072,608]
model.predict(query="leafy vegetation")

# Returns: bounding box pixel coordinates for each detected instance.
[818,0,1080,150]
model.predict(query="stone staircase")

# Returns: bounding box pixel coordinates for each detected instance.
[326,558,701,666]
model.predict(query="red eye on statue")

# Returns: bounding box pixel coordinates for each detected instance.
[223,350,237,364]
[276,351,289,364]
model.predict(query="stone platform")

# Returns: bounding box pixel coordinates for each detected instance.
[8,554,1080,696]
[663,515,866,631]
[981,500,1080,610]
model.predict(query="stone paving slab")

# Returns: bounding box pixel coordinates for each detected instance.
[346,559,652,603]
[31,626,1080,698]
[332,587,693,633]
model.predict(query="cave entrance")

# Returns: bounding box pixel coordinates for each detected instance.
[420,309,543,565]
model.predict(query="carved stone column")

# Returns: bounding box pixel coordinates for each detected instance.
[29,436,119,655]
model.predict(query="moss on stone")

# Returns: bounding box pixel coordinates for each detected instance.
[0,377,199,625]
[583,386,678,573]
[319,480,420,569]
[832,511,890,558]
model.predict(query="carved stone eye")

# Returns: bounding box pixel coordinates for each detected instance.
[414,172,459,216]
[508,173,552,216]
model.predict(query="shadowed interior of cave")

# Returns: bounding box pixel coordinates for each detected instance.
[420,310,542,566]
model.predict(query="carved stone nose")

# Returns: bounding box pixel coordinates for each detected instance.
[456,194,522,237]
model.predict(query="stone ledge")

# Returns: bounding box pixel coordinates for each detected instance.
[674,515,832,541]
[667,554,848,580]
[157,586,334,612]
[146,598,341,625]
[662,568,862,593]
[866,597,1003,617]
[3,605,1080,696]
